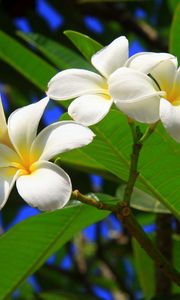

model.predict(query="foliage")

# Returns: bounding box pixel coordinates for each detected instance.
[0,1,179,300]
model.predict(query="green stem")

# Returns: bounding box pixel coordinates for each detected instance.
[122,122,142,205]
[139,122,158,144]
[71,191,180,287]
[71,190,117,212]
[122,122,158,206]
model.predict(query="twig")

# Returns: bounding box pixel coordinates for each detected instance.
[72,189,117,212]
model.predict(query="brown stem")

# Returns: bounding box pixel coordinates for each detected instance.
[117,203,180,287]
[156,214,173,296]
[72,191,180,287]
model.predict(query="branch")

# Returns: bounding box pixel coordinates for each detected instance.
[71,192,180,287]
[117,203,180,287]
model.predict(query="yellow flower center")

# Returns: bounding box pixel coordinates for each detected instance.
[11,161,31,175]
[167,88,180,106]
[101,81,111,100]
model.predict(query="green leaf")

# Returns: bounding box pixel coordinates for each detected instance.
[17,31,93,71]
[116,185,170,214]
[0,30,56,91]
[168,0,180,13]
[170,3,180,61]
[0,204,108,299]
[64,30,103,61]
[60,110,180,218]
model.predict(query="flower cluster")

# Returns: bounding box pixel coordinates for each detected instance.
[47,36,180,141]
[1,35,179,211]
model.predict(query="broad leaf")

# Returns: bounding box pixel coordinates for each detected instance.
[170,3,180,62]
[60,111,180,218]
[0,204,108,299]
[64,30,103,61]
[17,31,93,71]
[116,185,170,214]
[0,31,56,91]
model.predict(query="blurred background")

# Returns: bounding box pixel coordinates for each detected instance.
[0,0,178,299]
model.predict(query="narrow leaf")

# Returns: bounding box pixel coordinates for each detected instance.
[0,30,56,91]
[64,30,103,61]
[17,31,93,71]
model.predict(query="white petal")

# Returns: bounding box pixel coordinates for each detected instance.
[91,36,128,78]
[115,95,160,123]
[8,97,49,160]
[68,94,113,126]
[160,98,180,142]
[16,161,72,211]
[151,59,177,96]
[0,144,21,167]
[30,121,95,162]
[109,67,161,123]
[47,69,106,100]
[126,52,177,74]
[0,167,20,209]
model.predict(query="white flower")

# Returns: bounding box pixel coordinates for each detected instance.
[109,55,178,127]
[47,36,174,127]
[0,96,95,210]
[47,36,129,126]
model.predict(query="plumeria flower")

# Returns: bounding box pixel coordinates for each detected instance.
[0,96,94,210]
[47,36,129,126]
[109,56,180,141]
[47,36,174,126]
